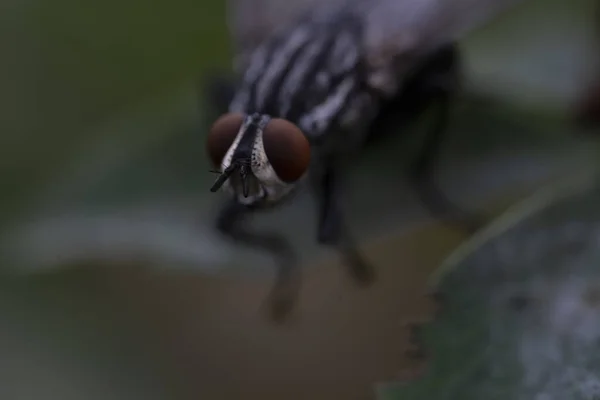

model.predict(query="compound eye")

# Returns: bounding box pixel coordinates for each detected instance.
[206,113,244,168]
[262,118,311,183]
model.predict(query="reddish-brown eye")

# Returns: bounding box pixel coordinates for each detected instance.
[262,118,311,182]
[206,113,244,168]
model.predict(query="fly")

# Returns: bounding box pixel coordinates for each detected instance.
[203,0,526,322]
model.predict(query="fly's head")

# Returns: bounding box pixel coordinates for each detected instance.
[206,113,311,206]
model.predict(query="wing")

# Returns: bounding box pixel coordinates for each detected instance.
[227,0,527,88]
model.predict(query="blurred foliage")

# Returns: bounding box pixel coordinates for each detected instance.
[380,171,600,399]
[0,272,183,400]
[461,0,599,111]
[1,0,229,222]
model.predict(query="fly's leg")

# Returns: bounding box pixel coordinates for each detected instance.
[310,161,376,284]
[408,56,486,234]
[364,44,485,233]
[216,199,300,322]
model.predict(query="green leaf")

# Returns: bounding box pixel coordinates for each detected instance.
[381,170,600,400]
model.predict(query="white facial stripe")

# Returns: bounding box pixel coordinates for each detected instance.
[220,115,253,172]
[251,129,283,186]
[220,115,254,196]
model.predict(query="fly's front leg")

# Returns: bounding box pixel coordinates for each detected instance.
[409,53,486,234]
[310,160,375,284]
[216,199,299,322]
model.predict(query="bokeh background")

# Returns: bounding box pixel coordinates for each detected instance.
[1,0,600,398]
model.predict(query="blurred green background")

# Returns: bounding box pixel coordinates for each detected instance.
[2,0,230,223]
[1,0,600,398]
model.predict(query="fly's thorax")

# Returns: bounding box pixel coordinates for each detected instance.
[227,7,377,141]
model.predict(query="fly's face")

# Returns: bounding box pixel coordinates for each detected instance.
[206,113,311,206]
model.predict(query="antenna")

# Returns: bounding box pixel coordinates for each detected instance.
[239,164,250,197]
[210,164,237,192]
